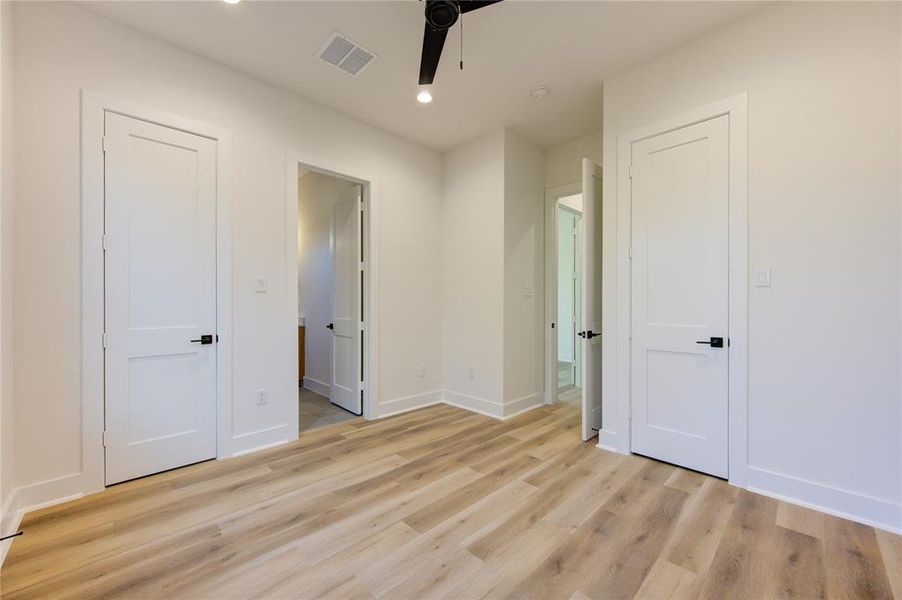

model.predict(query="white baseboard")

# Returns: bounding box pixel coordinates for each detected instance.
[743,465,902,534]
[0,490,22,566]
[0,472,84,566]
[303,376,329,398]
[502,392,544,419]
[228,423,296,457]
[441,390,543,421]
[597,429,621,453]
[442,390,505,418]
[376,390,443,419]
[230,436,296,457]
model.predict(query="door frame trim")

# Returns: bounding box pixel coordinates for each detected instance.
[287,151,376,421]
[543,182,582,405]
[81,91,232,493]
[615,93,748,485]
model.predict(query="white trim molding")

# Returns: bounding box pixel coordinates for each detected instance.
[0,472,84,564]
[442,390,543,420]
[615,94,749,472]
[377,390,444,419]
[286,150,378,421]
[302,376,330,399]
[80,91,233,492]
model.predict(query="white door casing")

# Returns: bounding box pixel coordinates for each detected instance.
[581,159,603,441]
[103,112,218,485]
[629,114,730,478]
[330,185,362,414]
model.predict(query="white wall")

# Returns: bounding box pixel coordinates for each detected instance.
[602,1,902,530]
[10,2,442,504]
[297,172,358,393]
[441,131,505,409]
[502,129,545,409]
[441,128,545,417]
[0,0,16,555]
[545,130,603,190]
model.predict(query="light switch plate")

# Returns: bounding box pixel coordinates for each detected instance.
[255,276,268,293]
[524,285,534,297]
[754,267,771,287]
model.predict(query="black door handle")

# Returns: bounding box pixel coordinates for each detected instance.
[696,337,724,348]
[190,334,214,345]
[326,323,334,330]
[578,330,600,339]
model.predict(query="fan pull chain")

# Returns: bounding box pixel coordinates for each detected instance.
[460,9,464,71]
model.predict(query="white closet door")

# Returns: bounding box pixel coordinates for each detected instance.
[104,112,217,485]
[630,115,730,478]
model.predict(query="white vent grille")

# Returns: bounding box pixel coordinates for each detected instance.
[317,32,377,77]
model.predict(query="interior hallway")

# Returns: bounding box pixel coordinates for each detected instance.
[299,387,358,433]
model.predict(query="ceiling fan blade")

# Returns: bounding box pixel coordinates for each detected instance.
[419,23,449,85]
[459,0,503,14]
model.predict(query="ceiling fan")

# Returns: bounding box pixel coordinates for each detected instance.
[418,0,503,86]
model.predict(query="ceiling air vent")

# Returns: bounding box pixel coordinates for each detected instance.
[316,32,377,77]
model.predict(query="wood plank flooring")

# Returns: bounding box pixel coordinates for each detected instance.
[1,402,899,599]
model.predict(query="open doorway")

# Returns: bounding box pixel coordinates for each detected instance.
[555,196,583,408]
[297,168,365,433]
[545,159,603,442]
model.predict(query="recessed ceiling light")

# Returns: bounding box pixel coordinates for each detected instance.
[417,90,433,104]
[222,0,241,4]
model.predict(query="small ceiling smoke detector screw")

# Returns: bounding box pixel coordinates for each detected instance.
[530,86,550,101]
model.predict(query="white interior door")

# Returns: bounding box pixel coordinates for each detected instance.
[104,112,217,485]
[580,159,603,441]
[330,186,362,414]
[629,115,729,478]
[556,207,580,387]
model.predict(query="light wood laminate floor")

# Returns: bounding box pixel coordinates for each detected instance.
[2,402,900,599]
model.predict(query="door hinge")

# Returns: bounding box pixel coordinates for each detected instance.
[629,164,634,179]
[102,234,109,251]
[102,431,107,447]
[102,332,108,348]
[628,245,632,260]
[102,136,109,153]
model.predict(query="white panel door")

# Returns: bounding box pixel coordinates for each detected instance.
[580,159,603,441]
[630,115,729,478]
[330,186,362,414]
[104,112,217,485]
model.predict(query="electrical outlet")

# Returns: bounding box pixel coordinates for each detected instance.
[418,365,425,378]
[468,367,475,380]
[256,389,268,406]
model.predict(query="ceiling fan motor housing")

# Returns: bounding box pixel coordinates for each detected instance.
[425,0,460,30]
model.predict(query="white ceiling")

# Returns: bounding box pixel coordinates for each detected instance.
[81,0,763,151]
